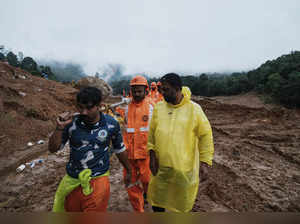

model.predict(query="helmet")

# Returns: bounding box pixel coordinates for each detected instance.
[130,75,148,87]
[157,81,161,86]
[150,82,157,88]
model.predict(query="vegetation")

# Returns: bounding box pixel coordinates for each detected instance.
[109,51,300,108]
[0,46,86,82]
[0,47,57,80]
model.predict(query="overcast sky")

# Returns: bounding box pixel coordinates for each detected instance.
[1,0,299,76]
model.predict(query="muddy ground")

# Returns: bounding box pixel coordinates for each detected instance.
[0,62,300,212]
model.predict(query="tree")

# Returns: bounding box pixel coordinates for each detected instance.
[0,52,5,61]
[6,51,19,67]
[21,57,38,73]
[266,73,286,96]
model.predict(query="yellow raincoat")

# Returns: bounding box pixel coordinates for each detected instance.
[147,86,214,212]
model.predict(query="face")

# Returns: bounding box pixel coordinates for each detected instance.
[131,85,146,102]
[157,85,162,93]
[76,102,100,124]
[161,82,177,104]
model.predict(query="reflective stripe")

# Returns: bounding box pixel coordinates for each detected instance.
[126,128,135,133]
[140,127,149,132]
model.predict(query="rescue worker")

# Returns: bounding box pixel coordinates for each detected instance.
[156,81,164,102]
[147,73,214,212]
[49,87,132,212]
[149,82,158,103]
[123,75,154,212]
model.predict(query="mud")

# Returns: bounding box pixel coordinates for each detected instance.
[0,62,299,212]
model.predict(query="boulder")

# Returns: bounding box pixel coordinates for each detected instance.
[75,77,113,100]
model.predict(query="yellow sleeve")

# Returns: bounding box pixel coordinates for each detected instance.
[147,104,157,152]
[195,106,214,166]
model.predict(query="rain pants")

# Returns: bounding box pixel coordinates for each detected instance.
[147,86,214,212]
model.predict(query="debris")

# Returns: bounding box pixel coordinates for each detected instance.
[25,159,44,169]
[37,140,45,144]
[27,142,34,147]
[35,159,44,164]
[18,91,26,97]
[16,164,26,173]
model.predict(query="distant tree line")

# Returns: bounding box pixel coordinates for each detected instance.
[0,47,57,80]
[109,51,300,108]
[0,46,87,83]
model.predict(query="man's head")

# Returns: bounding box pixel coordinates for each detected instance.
[130,75,148,103]
[157,81,162,93]
[76,87,102,124]
[150,82,157,91]
[160,73,182,104]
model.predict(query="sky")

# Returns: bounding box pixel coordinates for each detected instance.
[1,0,300,77]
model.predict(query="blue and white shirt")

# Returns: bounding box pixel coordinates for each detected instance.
[60,113,125,178]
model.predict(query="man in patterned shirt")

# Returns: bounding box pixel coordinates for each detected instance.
[49,87,131,212]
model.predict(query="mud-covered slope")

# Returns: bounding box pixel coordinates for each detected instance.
[0,62,77,175]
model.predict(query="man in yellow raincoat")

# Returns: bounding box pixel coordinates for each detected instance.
[147,73,214,212]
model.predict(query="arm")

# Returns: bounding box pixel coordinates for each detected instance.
[196,107,214,166]
[115,151,131,187]
[196,106,214,181]
[111,118,132,187]
[48,112,73,153]
[147,106,158,175]
[149,150,159,176]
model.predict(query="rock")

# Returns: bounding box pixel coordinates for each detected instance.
[293,174,300,184]
[0,96,3,112]
[75,77,113,100]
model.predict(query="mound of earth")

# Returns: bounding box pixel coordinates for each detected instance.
[0,62,299,212]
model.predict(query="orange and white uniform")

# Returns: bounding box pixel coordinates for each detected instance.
[156,81,164,102]
[150,82,159,103]
[122,76,154,212]
[123,97,154,212]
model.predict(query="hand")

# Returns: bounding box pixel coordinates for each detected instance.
[200,162,210,182]
[124,170,132,188]
[56,112,73,130]
[150,150,159,176]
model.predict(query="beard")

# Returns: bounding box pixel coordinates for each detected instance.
[163,95,176,104]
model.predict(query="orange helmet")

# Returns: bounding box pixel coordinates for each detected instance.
[130,75,148,87]
[150,82,157,88]
[157,81,161,86]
